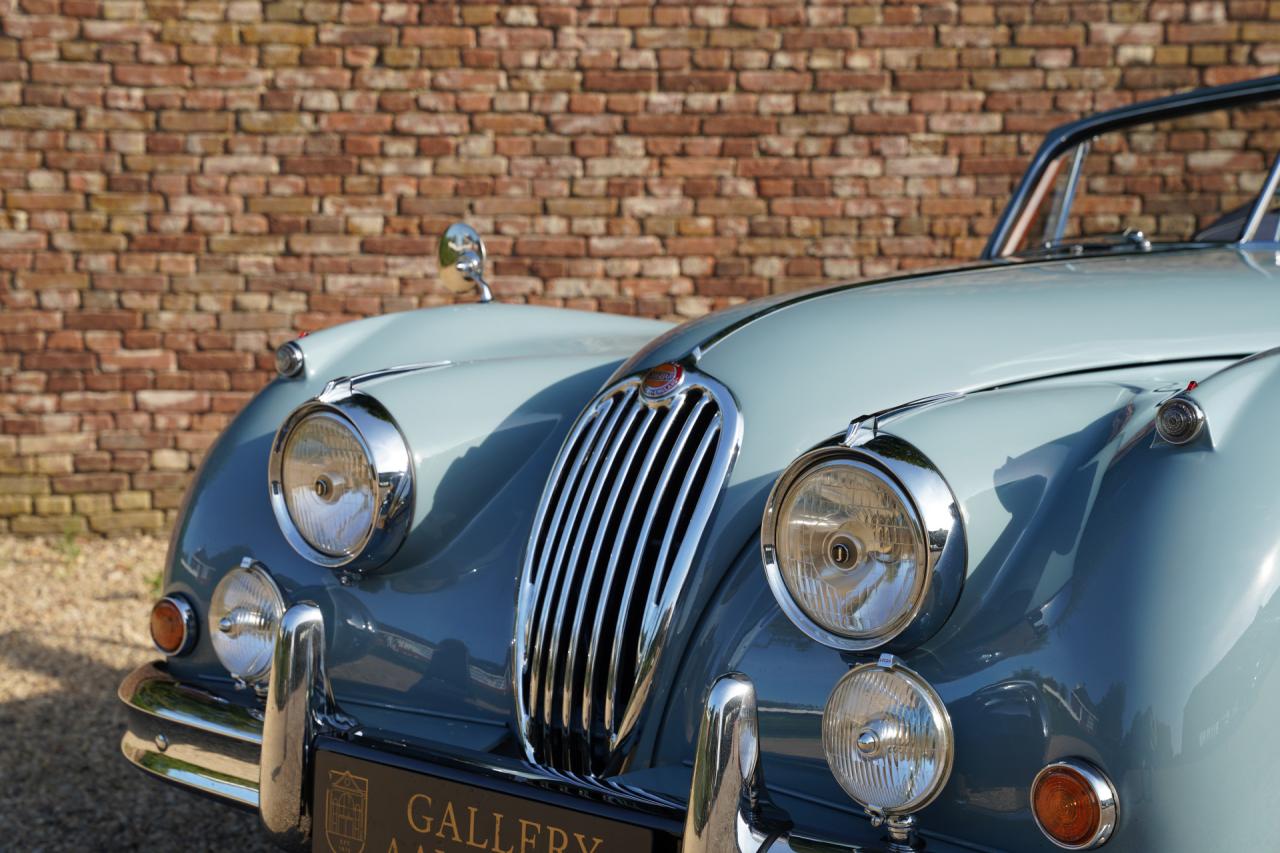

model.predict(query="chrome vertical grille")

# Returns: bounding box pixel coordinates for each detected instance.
[514,369,740,775]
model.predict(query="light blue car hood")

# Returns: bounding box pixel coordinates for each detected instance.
[631,247,1280,499]
[634,248,1280,692]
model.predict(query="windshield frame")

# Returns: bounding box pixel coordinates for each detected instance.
[984,74,1280,260]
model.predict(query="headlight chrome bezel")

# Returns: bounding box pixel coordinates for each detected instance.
[761,432,965,651]
[268,390,413,575]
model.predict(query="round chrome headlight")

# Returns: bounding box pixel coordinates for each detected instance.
[823,655,953,816]
[762,433,964,651]
[209,561,285,685]
[269,392,413,574]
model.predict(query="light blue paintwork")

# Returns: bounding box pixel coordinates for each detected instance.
[157,246,1280,852]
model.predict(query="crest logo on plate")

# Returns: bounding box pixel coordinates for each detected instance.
[324,769,369,853]
[642,363,684,400]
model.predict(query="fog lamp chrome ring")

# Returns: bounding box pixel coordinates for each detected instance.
[209,560,286,685]
[268,393,413,575]
[822,655,954,817]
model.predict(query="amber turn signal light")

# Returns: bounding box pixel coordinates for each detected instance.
[150,595,196,656]
[1031,760,1117,849]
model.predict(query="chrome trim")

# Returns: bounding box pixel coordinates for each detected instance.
[822,654,954,819]
[119,655,926,851]
[153,593,198,656]
[260,603,355,848]
[210,558,286,686]
[515,368,742,774]
[683,674,778,853]
[120,604,356,847]
[275,341,305,378]
[842,392,962,449]
[119,662,264,745]
[762,432,966,652]
[1241,151,1280,243]
[268,392,413,575]
[682,673,932,853]
[1030,759,1118,850]
[439,222,493,303]
[1154,394,1207,446]
[605,396,710,739]
[1045,140,1090,247]
[316,361,451,404]
[118,662,262,808]
[985,74,1280,258]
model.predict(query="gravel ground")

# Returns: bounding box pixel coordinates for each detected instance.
[0,535,275,852]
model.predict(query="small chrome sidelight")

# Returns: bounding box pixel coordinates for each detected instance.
[275,340,305,378]
[438,222,493,303]
[1154,394,1207,446]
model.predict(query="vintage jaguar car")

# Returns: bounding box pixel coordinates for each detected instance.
[121,75,1280,853]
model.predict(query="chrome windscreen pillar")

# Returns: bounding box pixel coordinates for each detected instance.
[259,603,352,849]
[683,673,787,853]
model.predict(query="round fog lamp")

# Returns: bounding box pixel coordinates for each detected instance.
[1031,760,1117,849]
[209,562,285,685]
[822,656,953,816]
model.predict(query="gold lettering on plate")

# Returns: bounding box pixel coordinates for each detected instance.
[325,770,370,853]
[492,812,514,853]
[574,834,603,853]
[400,790,608,853]
[466,806,491,850]
[518,818,540,853]
[407,794,434,834]
[437,801,463,843]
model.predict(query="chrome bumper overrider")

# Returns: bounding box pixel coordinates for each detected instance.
[119,604,923,852]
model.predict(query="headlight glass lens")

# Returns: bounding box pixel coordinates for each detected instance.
[822,660,952,814]
[209,565,285,683]
[774,459,927,641]
[280,411,378,558]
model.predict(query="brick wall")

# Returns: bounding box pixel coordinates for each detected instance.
[1,1,1277,535]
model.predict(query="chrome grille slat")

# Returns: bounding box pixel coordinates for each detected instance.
[577,404,677,751]
[515,370,740,775]
[531,392,632,739]
[524,395,620,741]
[603,395,709,735]
[644,415,720,609]
[561,405,657,735]
[546,404,643,741]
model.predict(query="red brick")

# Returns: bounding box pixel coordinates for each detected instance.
[738,71,811,92]
[584,71,657,92]
[661,71,734,92]
[0,3,1274,534]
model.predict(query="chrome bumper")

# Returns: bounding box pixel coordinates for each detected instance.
[120,604,923,852]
